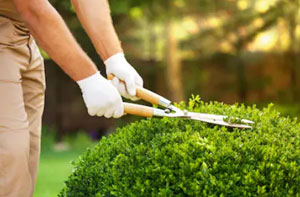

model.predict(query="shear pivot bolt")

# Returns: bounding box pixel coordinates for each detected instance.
[165,109,171,114]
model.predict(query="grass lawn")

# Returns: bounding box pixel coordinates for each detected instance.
[34,150,83,197]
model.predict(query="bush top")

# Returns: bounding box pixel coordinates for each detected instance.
[60,95,300,197]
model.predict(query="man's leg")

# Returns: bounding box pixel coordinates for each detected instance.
[22,38,46,196]
[0,50,32,197]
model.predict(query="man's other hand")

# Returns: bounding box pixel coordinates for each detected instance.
[77,72,123,118]
[105,53,143,101]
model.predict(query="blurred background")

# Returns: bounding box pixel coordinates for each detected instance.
[35,0,300,196]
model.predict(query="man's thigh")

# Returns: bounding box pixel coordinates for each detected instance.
[0,52,32,196]
[22,39,45,139]
[22,39,46,193]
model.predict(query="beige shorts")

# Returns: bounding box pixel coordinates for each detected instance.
[0,16,45,197]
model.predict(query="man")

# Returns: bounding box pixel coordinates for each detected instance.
[0,0,143,196]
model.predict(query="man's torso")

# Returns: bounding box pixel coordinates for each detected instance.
[0,0,27,28]
[0,0,22,20]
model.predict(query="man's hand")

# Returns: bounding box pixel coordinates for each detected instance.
[105,53,143,101]
[77,72,124,118]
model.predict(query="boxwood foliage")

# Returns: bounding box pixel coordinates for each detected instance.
[59,96,300,197]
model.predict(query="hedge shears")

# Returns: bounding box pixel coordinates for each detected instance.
[108,75,254,129]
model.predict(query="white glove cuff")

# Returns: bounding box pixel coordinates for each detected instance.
[104,52,127,67]
[77,71,103,92]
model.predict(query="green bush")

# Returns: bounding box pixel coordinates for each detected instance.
[59,96,300,196]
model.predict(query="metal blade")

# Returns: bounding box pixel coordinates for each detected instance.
[187,112,254,125]
[153,109,253,129]
[189,116,253,129]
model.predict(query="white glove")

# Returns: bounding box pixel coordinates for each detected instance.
[77,72,124,118]
[104,53,143,101]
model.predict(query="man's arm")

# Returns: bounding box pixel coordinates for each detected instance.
[13,0,97,81]
[71,0,143,99]
[71,0,122,61]
[13,0,124,118]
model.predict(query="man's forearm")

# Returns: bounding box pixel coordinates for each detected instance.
[14,0,97,81]
[71,0,123,61]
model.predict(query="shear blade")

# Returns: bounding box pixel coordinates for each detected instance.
[187,112,254,125]
[185,112,253,129]
[188,117,252,129]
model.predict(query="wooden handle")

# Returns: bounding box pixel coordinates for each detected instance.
[108,74,163,105]
[124,102,153,117]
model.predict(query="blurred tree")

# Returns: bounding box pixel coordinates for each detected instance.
[285,0,300,101]
[181,0,300,102]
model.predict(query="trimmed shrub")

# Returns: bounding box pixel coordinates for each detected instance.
[59,96,300,196]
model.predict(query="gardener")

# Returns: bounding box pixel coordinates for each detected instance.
[0,0,143,196]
